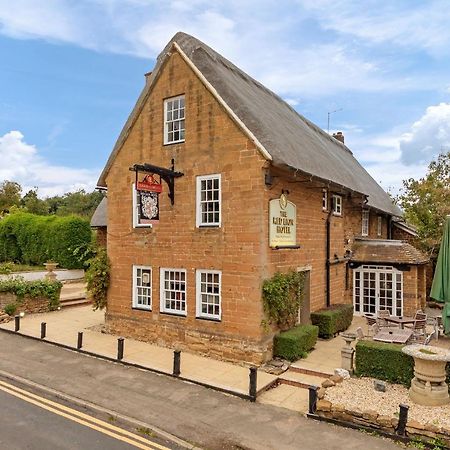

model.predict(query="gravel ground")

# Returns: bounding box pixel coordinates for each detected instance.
[325,377,450,429]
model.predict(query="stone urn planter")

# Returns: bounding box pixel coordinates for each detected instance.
[44,262,58,281]
[402,344,450,406]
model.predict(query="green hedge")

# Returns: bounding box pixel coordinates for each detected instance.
[0,212,92,269]
[0,277,62,312]
[310,304,353,339]
[355,340,450,387]
[274,324,319,361]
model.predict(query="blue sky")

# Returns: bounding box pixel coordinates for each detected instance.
[1,0,450,196]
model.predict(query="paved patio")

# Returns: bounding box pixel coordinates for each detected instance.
[0,306,276,397]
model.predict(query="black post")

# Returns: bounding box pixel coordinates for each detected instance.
[77,332,83,350]
[14,315,20,332]
[40,322,46,339]
[117,337,124,361]
[396,403,409,436]
[173,350,181,376]
[308,385,319,414]
[249,367,257,402]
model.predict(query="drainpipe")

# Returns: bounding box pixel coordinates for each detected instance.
[326,208,333,308]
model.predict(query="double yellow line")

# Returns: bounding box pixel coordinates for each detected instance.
[0,380,171,450]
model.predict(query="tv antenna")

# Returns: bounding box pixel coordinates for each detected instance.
[327,108,343,134]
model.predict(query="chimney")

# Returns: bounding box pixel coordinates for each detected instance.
[332,131,345,144]
[144,71,152,85]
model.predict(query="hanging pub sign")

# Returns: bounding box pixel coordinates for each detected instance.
[137,174,162,224]
[269,193,297,248]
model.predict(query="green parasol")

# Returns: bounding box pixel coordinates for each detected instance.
[430,216,450,334]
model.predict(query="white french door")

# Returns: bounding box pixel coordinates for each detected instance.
[353,265,403,316]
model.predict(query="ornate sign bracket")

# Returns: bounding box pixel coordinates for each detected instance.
[129,159,184,205]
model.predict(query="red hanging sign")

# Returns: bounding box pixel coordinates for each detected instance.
[137,174,162,193]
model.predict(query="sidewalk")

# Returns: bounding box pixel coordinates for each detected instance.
[0,331,399,450]
[0,306,276,397]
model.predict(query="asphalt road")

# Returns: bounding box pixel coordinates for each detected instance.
[0,384,170,450]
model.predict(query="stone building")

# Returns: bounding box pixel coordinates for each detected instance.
[95,32,428,363]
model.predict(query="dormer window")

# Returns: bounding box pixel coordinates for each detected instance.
[164,95,185,144]
[362,209,369,236]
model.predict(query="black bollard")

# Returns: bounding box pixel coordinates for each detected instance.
[249,367,257,402]
[14,315,20,332]
[308,385,319,414]
[396,403,409,435]
[40,322,46,339]
[173,350,181,376]
[117,337,124,361]
[77,331,83,350]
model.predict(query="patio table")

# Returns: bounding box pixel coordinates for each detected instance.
[373,328,413,344]
[384,316,416,329]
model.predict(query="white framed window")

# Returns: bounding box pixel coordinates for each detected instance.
[132,183,152,228]
[164,95,185,144]
[377,216,382,237]
[132,266,152,310]
[196,270,221,320]
[196,174,221,227]
[332,194,342,216]
[160,268,187,315]
[362,209,369,236]
[322,189,328,211]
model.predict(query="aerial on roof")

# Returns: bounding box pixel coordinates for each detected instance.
[98,32,401,217]
[351,238,428,265]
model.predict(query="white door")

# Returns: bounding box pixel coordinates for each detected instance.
[353,265,403,316]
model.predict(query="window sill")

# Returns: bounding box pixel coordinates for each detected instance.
[163,140,185,147]
[196,316,221,323]
[159,311,187,318]
[132,307,152,312]
[197,224,221,228]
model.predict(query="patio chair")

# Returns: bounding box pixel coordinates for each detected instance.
[364,314,377,336]
[355,327,365,340]
[377,310,391,328]
[405,311,427,330]
[409,318,428,341]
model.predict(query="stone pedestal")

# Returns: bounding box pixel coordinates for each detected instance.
[341,347,355,373]
[44,262,58,281]
[402,345,450,406]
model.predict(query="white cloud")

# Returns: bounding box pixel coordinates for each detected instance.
[0,131,98,197]
[399,103,450,165]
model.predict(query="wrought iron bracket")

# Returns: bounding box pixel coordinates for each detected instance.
[130,159,184,205]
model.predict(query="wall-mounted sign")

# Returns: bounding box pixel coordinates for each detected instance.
[137,174,161,224]
[269,194,297,248]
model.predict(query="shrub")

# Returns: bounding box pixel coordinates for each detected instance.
[4,302,17,316]
[273,324,319,361]
[356,340,450,388]
[0,212,92,269]
[0,262,14,274]
[0,277,62,311]
[85,246,110,310]
[310,304,353,339]
[262,270,306,330]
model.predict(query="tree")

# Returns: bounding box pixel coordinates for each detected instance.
[0,180,22,213]
[397,152,450,258]
[21,189,49,215]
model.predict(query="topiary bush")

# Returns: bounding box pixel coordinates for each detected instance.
[0,212,92,269]
[273,324,319,361]
[310,304,353,339]
[356,340,450,388]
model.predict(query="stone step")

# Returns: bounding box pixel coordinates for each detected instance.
[278,370,330,389]
[60,299,92,308]
[288,363,334,379]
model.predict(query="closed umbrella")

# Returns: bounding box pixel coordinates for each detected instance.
[430,216,450,334]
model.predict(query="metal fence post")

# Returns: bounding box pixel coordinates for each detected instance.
[14,315,20,332]
[117,337,124,361]
[308,385,319,414]
[173,350,181,376]
[396,403,409,435]
[249,367,257,402]
[40,322,46,339]
[77,332,83,349]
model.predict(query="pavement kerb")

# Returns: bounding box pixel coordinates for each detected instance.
[0,327,269,401]
[0,368,202,450]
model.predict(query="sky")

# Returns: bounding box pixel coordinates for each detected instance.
[1,0,450,197]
